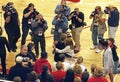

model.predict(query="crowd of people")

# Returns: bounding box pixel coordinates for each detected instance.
[0,0,120,82]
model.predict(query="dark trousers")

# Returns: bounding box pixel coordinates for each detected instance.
[33,35,46,56]
[0,53,6,75]
[5,27,21,50]
[92,26,104,49]
[54,53,60,62]
[21,25,31,45]
[92,26,98,45]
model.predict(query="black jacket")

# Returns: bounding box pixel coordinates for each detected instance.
[0,36,10,55]
[8,63,31,82]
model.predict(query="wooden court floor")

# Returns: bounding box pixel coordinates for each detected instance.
[0,0,120,81]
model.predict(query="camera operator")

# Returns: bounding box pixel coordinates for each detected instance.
[90,6,107,53]
[52,13,68,44]
[107,5,119,44]
[68,8,84,53]
[31,13,48,58]
[21,3,38,45]
[3,2,21,52]
[55,0,71,17]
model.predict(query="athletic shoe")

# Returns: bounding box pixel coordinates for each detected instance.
[90,45,97,50]
[96,49,101,53]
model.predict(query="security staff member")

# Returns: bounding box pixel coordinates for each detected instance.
[0,27,10,76]
[68,8,84,53]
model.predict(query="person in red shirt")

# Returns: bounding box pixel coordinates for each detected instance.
[33,52,52,75]
[52,61,66,82]
[88,67,108,82]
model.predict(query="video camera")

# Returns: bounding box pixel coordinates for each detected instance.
[70,11,77,20]
[104,6,110,14]
[57,13,64,22]
[30,9,39,18]
[73,11,77,17]
[2,4,16,14]
[90,8,97,17]
[62,5,67,10]
[33,9,39,15]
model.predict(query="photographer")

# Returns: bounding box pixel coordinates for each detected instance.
[3,2,21,52]
[90,6,107,53]
[52,13,68,44]
[68,8,84,53]
[107,5,119,45]
[21,3,38,45]
[55,0,70,17]
[31,13,48,58]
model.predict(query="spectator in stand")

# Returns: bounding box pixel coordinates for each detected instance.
[89,64,97,78]
[71,56,86,72]
[99,39,114,82]
[52,61,66,82]
[52,54,71,72]
[62,69,75,82]
[27,43,36,65]
[74,77,82,82]
[37,65,54,82]
[34,52,52,75]
[107,38,120,74]
[16,45,33,68]
[88,67,108,82]
[73,64,82,79]
[0,27,10,77]
[81,69,89,82]
[26,71,40,82]
[13,76,22,82]
[8,56,31,82]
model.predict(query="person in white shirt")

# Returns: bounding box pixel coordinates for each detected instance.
[55,38,74,57]
[54,38,75,64]
[99,39,114,82]
[71,56,86,73]
[52,54,71,72]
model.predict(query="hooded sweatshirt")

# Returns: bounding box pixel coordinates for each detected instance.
[33,58,52,75]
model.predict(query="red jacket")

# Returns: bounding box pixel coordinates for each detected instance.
[33,58,52,75]
[88,77,108,82]
[52,70,66,82]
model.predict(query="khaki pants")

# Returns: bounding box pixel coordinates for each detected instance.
[71,27,83,48]
[108,26,118,39]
